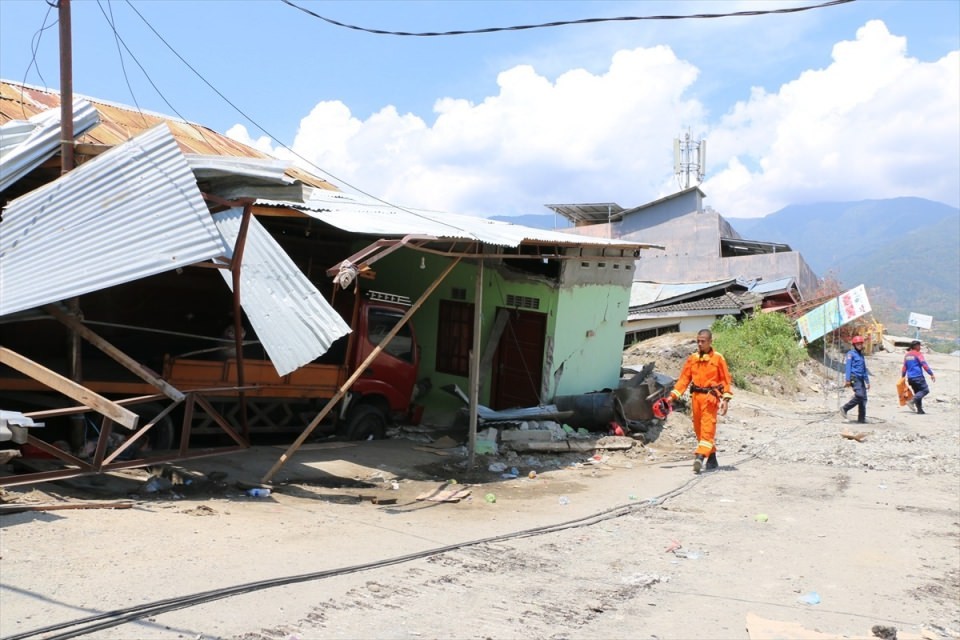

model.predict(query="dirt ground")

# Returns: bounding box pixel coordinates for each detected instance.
[1,337,958,640]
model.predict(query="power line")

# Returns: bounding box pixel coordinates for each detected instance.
[18,3,57,118]
[280,0,856,37]
[98,0,148,127]
[122,0,482,241]
[87,0,214,148]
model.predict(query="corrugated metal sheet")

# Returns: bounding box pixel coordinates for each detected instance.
[260,189,653,249]
[0,80,336,190]
[630,279,734,308]
[0,99,99,192]
[184,154,293,185]
[750,276,796,295]
[0,124,227,317]
[213,208,351,377]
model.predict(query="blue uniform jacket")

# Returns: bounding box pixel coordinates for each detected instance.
[844,348,869,383]
[902,352,934,379]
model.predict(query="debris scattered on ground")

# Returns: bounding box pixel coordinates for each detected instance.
[415,483,472,503]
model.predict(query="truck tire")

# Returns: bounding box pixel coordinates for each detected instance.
[345,404,387,441]
[129,403,175,451]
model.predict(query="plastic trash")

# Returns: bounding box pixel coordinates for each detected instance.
[755,513,769,523]
[488,462,507,473]
[390,480,400,490]
[510,467,519,476]
[528,470,538,479]
[558,496,570,505]
[247,488,271,498]
[500,472,518,479]
[484,493,496,503]
[797,591,821,605]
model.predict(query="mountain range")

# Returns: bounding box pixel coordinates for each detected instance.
[493,197,960,328]
[728,197,960,326]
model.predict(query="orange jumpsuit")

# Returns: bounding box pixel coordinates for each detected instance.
[670,349,734,457]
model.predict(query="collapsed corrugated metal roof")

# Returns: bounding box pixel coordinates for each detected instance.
[213,208,351,377]
[259,189,655,250]
[0,99,99,193]
[0,124,227,317]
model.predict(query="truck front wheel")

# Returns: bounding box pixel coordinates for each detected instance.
[345,404,387,441]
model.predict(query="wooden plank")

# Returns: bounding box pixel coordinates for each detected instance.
[415,484,472,502]
[0,348,138,429]
[44,304,185,402]
[0,501,136,515]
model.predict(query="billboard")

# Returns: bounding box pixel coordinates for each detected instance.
[907,312,933,330]
[796,284,872,343]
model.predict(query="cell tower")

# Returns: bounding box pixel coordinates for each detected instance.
[673,132,706,190]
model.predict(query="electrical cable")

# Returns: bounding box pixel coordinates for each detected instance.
[280,0,856,37]
[82,0,214,150]
[2,468,716,640]
[98,0,148,127]
[121,0,484,244]
[18,3,57,118]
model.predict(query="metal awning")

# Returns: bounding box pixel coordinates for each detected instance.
[258,189,656,250]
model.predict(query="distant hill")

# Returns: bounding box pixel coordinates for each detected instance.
[726,197,958,274]
[727,197,959,326]
[489,213,571,230]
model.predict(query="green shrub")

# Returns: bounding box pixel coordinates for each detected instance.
[710,312,806,385]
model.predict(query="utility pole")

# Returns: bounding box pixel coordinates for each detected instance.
[59,0,84,448]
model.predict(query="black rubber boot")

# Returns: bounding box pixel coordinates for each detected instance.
[705,452,719,470]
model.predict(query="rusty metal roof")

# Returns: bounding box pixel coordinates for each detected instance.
[0,80,336,190]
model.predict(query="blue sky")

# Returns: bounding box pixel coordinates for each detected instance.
[1,0,958,218]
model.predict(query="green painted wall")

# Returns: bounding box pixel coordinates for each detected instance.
[369,248,630,424]
[550,284,631,397]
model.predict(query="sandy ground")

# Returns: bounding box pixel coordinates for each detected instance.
[0,344,958,640]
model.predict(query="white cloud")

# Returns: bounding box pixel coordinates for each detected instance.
[704,20,960,216]
[229,46,705,216]
[226,19,958,219]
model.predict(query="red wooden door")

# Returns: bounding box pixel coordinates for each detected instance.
[491,308,547,410]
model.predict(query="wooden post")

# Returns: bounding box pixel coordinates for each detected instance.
[468,247,484,469]
[261,256,462,484]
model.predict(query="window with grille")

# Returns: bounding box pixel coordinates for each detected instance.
[436,300,474,376]
[505,294,540,310]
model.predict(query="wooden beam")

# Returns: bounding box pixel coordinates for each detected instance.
[44,304,185,402]
[0,348,138,429]
[262,255,463,484]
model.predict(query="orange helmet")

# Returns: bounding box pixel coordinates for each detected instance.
[851,335,865,345]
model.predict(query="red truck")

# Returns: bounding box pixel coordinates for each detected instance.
[163,289,422,441]
[0,281,423,448]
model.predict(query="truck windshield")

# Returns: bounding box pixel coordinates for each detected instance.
[368,308,414,362]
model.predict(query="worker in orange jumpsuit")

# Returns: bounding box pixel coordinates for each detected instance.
[669,329,734,474]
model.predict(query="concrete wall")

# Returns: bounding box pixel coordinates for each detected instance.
[625,313,722,337]
[566,201,819,297]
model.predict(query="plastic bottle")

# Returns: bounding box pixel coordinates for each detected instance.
[558,496,570,506]
[247,487,271,498]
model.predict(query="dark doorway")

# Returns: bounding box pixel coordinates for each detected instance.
[490,308,547,410]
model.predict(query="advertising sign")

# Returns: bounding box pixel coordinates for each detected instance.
[907,312,933,330]
[796,284,872,343]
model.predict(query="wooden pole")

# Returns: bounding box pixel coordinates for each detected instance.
[468,247,484,469]
[261,256,462,484]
